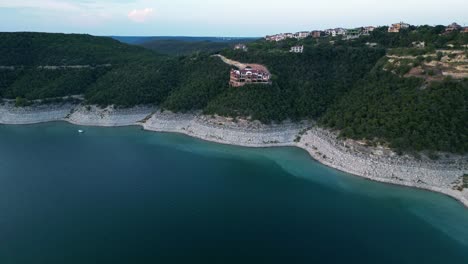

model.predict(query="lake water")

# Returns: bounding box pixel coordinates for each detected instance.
[0,123,467,263]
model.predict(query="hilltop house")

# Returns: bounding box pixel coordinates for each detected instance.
[388,22,410,33]
[265,33,294,42]
[445,23,462,33]
[345,28,361,40]
[325,29,336,37]
[295,31,310,39]
[325,28,347,37]
[290,45,304,53]
[311,31,322,38]
[362,26,376,35]
[230,66,271,87]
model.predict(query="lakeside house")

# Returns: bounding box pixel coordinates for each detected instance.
[388,22,410,33]
[234,44,248,51]
[290,45,304,53]
[230,66,271,87]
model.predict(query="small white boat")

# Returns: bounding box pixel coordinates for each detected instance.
[78,130,84,133]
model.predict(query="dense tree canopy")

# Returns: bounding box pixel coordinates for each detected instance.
[0,29,467,153]
[321,71,467,153]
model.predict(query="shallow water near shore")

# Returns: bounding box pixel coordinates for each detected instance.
[0,122,467,263]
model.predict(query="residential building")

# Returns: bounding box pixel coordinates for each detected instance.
[388,22,410,33]
[445,22,462,33]
[362,26,376,35]
[335,28,347,36]
[311,31,322,38]
[266,34,285,42]
[290,45,304,53]
[345,28,361,40]
[325,28,346,37]
[463,27,468,33]
[296,31,310,39]
[234,44,248,51]
[230,66,271,87]
[412,41,425,48]
[324,29,335,36]
[265,33,296,42]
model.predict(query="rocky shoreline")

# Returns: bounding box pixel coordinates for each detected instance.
[1,102,467,207]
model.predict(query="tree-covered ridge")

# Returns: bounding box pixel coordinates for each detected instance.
[84,55,230,108]
[255,26,468,52]
[0,29,467,154]
[0,32,157,66]
[140,40,235,56]
[205,46,385,122]
[321,71,467,153]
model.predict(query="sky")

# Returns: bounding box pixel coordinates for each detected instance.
[0,0,467,37]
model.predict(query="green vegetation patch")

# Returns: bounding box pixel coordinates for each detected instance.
[1,29,467,154]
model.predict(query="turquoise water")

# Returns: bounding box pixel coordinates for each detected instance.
[0,123,467,263]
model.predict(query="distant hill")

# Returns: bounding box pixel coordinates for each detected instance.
[139,40,239,56]
[112,36,259,45]
[0,32,156,66]
[111,36,258,56]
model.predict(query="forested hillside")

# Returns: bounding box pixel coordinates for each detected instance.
[0,29,466,153]
[321,71,467,153]
[0,32,156,66]
[139,40,249,56]
[205,46,385,121]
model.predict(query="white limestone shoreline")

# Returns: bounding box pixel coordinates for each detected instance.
[1,102,467,208]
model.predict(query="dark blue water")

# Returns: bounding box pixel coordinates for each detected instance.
[0,123,467,264]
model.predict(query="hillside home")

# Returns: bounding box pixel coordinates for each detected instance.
[412,41,425,48]
[266,34,285,42]
[445,23,462,33]
[388,22,410,33]
[336,28,347,35]
[345,28,361,40]
[265,33,296,42]
[362,26,376,35]
[234,44,248,51]
[295,31,310,39]
[325,28,347,37]
[325,29,335,37]
[311,31,322,38]
[230,66,271,87]
[290,45,304,53]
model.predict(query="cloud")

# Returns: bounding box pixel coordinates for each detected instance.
[128,8,154,23]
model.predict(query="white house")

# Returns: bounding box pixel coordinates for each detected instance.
[290,45,304,53]
[234,44,248,51]
[296,31,310,39]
